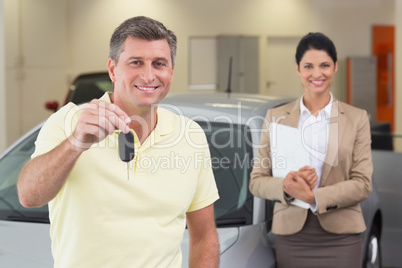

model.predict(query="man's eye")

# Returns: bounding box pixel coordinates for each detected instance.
[154,62,167,67]
[304,65,312,69]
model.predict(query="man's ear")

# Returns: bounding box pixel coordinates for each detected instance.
[108,58,116,82]
[169,67,174,85]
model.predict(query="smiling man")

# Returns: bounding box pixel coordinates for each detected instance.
[17,16,219,268]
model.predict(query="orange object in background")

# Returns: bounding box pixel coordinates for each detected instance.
[372,25,395,133]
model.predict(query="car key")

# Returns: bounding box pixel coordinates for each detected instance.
[118,131,135,180]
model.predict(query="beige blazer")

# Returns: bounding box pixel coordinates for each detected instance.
[249,97,373,235]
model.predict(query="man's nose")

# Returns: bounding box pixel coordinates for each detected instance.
[140,64,156,83]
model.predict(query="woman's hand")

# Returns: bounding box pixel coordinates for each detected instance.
[297,166,318,190]
[283,171,316,204]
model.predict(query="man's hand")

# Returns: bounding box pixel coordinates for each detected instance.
[69,99,131,151]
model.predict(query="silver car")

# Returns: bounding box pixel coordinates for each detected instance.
[0,92,386,267]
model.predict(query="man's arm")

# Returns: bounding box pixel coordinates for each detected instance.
[186,204,219,268]
[17,139,83,208]
[17,99,131,208]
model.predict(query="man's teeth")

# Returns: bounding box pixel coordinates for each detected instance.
[137,86,156,91]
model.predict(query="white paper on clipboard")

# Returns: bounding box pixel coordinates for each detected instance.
[269,123,311,209]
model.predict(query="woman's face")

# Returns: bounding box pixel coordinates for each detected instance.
[296,49,338,96]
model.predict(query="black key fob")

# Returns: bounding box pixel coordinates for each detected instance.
[118,131,135,162]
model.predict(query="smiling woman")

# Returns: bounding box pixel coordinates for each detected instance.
[250,32,374,268]
[295,33,338,115]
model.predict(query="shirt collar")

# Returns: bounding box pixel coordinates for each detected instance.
[299,92,333,119]
[154,107,175,136]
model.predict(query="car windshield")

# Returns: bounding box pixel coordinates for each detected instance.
[0,121,253,226]
[0,129,49,223]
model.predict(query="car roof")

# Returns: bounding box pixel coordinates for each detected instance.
[161,92,295,125]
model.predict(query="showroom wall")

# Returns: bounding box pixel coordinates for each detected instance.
[3,0,67,148]
[1,0,400,150]
[66,0,395,95]
[0,0,6,152]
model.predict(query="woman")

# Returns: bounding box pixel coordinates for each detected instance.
[249,32,373,268]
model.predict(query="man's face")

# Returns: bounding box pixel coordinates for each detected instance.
[108,37,174,112]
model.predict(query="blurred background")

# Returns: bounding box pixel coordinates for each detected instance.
[0,0,401,152]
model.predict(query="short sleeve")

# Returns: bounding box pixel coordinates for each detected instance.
[187,127,219,212]
[32,102,80,158]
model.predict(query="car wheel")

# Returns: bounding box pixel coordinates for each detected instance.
[363,224,381,268]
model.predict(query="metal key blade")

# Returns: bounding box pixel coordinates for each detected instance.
[126,163,129,180]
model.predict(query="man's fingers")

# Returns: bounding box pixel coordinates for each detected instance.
[86,100,131,133]
[93,99,130,121]
[72,100,132,149]
[99,110,130,133]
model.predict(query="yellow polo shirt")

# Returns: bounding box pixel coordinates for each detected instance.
[32,93,219,268]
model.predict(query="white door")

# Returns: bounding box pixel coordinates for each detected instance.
[266,36,303,98]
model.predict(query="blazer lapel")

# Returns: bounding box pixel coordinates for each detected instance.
[281,97,301,128]
[320,100,347,185]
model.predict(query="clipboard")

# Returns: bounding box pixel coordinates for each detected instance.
[269,123,311,209]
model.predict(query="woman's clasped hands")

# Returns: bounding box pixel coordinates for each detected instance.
[282,166,318,204]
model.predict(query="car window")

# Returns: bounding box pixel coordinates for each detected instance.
[67,75,113,105]
[0,129,49,223]
[197,121,253,227]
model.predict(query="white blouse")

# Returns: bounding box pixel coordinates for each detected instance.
[298,93,333,210]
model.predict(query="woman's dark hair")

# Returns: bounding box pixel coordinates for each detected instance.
[295,32,337,66]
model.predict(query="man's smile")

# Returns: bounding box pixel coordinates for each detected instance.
[135,85,159,91]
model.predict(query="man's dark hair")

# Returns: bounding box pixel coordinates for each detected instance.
[109,16,177,66]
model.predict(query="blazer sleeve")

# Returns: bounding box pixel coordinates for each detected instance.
[249,109,288,204]
[313,109,373,214]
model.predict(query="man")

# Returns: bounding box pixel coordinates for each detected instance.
[17,16,219,268]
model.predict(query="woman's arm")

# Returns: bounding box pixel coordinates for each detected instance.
[249,110,287,203]
[313,109,373,214]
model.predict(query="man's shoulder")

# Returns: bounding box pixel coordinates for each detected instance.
[158,107,208,142]
[43,102,80,128]
[158,107,202,128]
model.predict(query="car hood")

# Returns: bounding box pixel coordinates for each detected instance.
[0,220,53,267]
[0,220,238,268]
